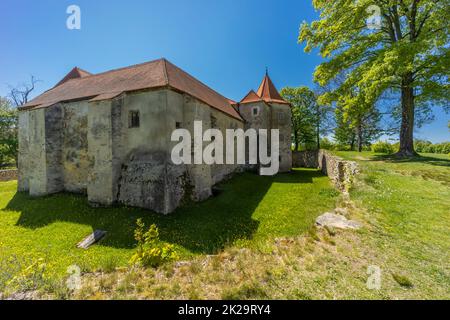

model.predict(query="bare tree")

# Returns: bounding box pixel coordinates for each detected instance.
[8,75,40,107]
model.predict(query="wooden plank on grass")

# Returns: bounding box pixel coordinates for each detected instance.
[77,230,107,249]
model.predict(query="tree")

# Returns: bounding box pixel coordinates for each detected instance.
[334,103,383,152]
[313,86,335,149]
[0,97,18,165]
[334,105,357,150]
[280,87,316,150]
[299,0,449,157]
[9,75,39,107]
[281,86,333,150]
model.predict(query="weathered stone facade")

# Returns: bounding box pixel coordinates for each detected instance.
[18,60,292,214]
[0,170,18,182]
[238,101,292,173]
[293,150,358,192]
[18,89,246,214]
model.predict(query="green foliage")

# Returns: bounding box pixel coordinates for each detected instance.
[130,219,178,268]
[299,0,450,154]
[414,140,450,154]
[281,87,318,150]
[319,137,335,150]
[392,273,414,288]
[372,141,396,154]
[0,97,18,165]
[0,255,51,294]
[334,104,383,151]
[280,86,333,150]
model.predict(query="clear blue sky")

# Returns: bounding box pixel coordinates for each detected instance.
[0,0,448,142]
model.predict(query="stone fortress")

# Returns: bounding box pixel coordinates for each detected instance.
[18,58,292,214]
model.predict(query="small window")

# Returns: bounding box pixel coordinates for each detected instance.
[176,122,182,129]
[252,107,260,117]
[278,112,285,121]
[129,111,140,128]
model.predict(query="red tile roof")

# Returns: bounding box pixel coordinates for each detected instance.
[54,67,92,87]
[21,59,243,121]
[256,73,289,105]
[240,90,263,104]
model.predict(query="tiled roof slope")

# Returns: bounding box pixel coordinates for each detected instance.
[21,59,242,121]
[256,74,289,105]
[240,90,263,104]
[54,67,92,87]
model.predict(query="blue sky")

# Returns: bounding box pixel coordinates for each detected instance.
[0,0,448,142]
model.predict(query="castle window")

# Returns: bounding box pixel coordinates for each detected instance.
[252,107,260,117]
[278,112,285,121]
[176,122,182,129]
[129,111,140,128]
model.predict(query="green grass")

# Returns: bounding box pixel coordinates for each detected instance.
[73,152,450,300]
[333,151,450,298]
[3,152,449,299]
[0,168,337,281]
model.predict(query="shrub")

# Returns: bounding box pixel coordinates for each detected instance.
[320,138,335,151]
[372,141,395,154]
[129,219,177,268]
[0,144,9,166]
[415,140,450,154]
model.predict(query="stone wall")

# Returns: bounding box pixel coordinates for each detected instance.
[62,102,90,193]
[0,170,18,181]
[293,150,358,192]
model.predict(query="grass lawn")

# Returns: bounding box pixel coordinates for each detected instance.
[0,168,337,290]
[2,153,449,299]
[71,152,450,300]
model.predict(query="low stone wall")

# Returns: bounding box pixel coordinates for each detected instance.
[293,150,358,192]
[0,169,18,182]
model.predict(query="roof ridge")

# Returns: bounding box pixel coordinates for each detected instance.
[161,58,170,86]
[68,58,164,83]
[164,59,234,105]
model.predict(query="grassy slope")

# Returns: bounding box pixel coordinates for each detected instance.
[73,152,449,300]
[0,169,337,285]
[333,152,450,298]
[2,153,449,299]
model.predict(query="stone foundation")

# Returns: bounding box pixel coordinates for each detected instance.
[293,150,358,192]
[0,170,18,182]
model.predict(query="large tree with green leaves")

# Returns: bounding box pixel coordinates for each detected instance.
[0,97,18,165]
[281,87,317,150]
[281,86,333,150]
[334,103,383,151]
[299,0,449,157]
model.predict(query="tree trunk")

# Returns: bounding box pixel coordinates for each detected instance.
[316,124,320,150]
[357,122,363,152]
[396,73,418,157]
[350,134,355,151]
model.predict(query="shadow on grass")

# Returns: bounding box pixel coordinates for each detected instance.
[369,154,450,167]
[5,170,318,255]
